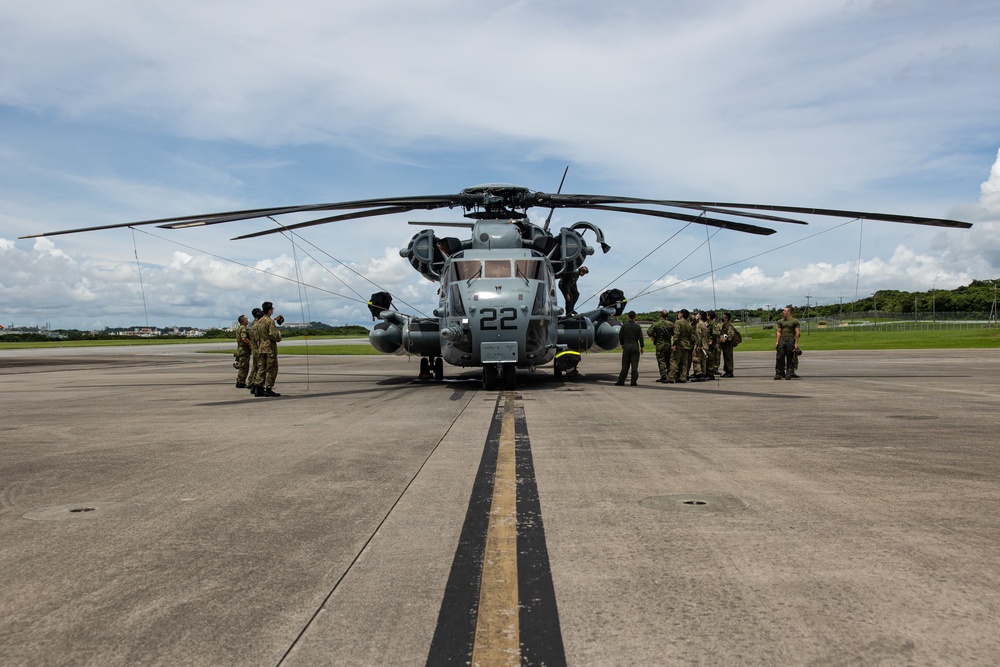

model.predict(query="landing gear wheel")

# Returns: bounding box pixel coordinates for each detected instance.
[419,357,429,377]
[482,364,498,390]
[433,357,444,382]
[502,363,517,390]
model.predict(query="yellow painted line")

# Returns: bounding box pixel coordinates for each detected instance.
[472,391,520,666]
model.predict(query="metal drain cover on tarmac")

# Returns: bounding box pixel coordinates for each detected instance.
[640,495,747,513]
[23,501,142,522]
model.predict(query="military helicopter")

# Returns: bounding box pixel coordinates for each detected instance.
[22,182,972,390]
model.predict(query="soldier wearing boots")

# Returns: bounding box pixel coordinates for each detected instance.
[719,312,739,377]
[647,310,674,383]
[775,306,800,380]
[705,310,720,380]
[669,309,694,383]
[691,311,709,381]
[247,308,263,395]
[234,314,252,388]
[250,301,282,396]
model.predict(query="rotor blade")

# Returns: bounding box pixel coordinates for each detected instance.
[666,203,809,225]
[666,201,974,229]
[20,194,485,239]
[18,204,352,239]
[231,205,429,240]
[534,193,971,229]
[575,203,777,236]
[407,221,475,228]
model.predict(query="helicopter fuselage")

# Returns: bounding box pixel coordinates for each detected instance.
[437,247,559,369]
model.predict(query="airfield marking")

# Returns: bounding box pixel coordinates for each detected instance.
[426,391,565,666]
[471,394,520,665]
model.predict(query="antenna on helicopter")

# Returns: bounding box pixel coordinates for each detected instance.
[543,165,570,232]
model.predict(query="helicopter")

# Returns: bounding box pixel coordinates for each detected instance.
[21,182,972,390]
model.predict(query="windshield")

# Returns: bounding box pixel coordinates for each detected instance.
[484,260,511,278]
[514,259,545,281]
[451,260,481,281]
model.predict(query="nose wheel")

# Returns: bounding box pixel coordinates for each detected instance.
[482,363,517,390]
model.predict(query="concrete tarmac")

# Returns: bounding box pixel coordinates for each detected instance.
[2,347,999,666]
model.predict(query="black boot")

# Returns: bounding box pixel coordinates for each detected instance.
[236,382,248,388]
[254,385,265,397]
[264,387,281,397]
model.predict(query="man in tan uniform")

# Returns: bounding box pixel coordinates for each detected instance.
[669,309,694,383]
[251,301,282,396]
[647,310,674,383]
[234,314,252,388]
[247,308,263,395]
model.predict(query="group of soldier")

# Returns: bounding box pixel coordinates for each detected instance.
[234,301,283,397]
[632,306,801,384]
[643,309,742,384]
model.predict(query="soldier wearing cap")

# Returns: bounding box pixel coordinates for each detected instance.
[719,311,739,377]
[647,310,674,383]
[705,310,720,380]
[559,265,588,316]
[247,308,263,395]
[234,314,252,388]
[250,302,282,396]
[669,309,694,383]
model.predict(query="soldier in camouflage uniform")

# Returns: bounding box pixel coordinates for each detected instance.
[719,312,739,377]
[647,310,674,383]
[251,301,282,396]
[669,309,694,383]
[705,310,720,380]
[247,308,263,395]
[234,314,252,388]
[691,311,709,381]
[774,306,800,380]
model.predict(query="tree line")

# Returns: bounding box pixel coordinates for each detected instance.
[624,279,999,322]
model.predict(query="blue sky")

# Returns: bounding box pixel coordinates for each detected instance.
[2,0,999,329]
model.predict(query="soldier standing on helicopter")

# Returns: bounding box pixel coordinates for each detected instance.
[559,265,588,315]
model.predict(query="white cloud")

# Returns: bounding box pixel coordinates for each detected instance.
[0,0,997,327]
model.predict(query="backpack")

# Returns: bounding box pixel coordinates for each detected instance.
[368,291,394,319]
[598,288,627,316]
[730,327,743,347]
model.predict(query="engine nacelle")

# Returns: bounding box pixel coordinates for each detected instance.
[370,320,404,354]
[593,318,622,351]
[401,318,443,357]
[557,316,595,352]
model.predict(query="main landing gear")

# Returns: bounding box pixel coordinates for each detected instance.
[419,356,444,382]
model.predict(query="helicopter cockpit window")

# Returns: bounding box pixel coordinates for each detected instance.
[514,259,544,281]
[452,260,481,281]
[484,260,511,278]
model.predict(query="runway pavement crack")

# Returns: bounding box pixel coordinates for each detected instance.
[273,390,478,667]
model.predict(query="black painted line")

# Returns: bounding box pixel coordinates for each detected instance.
[425,392,566,666]
[513,397,566,667]
[425,395,503,665]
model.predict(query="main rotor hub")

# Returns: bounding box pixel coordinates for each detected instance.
[460,183,536,220]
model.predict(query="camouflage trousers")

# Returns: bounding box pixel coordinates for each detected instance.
[721,344,734,375]
[252,350,279,388]
[235,350,250,384]
[248,349,262,386]
[691,348,707,377]
[654,344,671,380]
[707,345,720,377]
[669,347,692,382]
